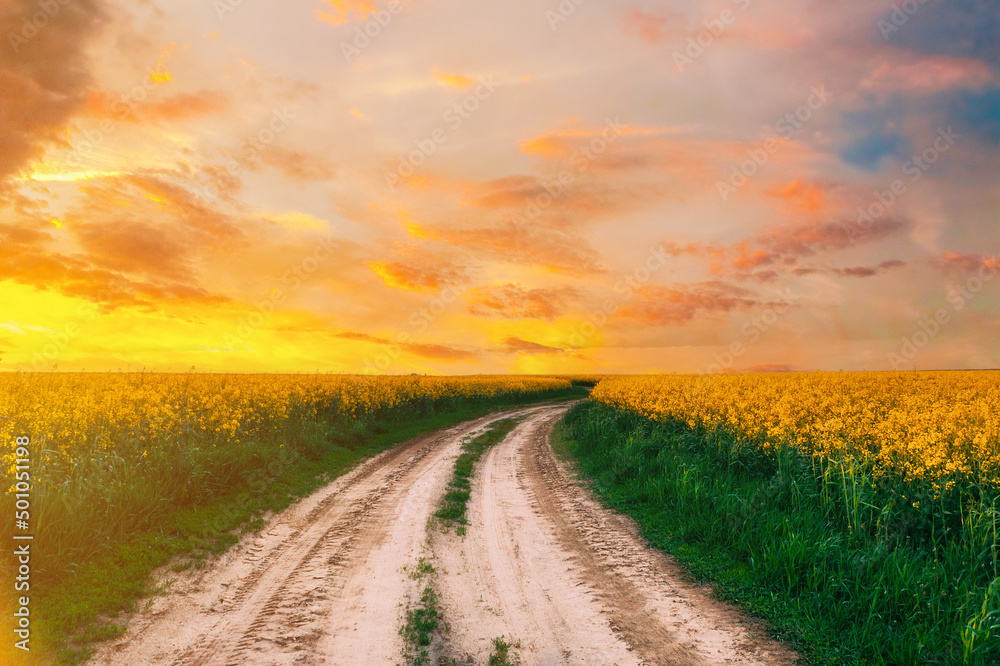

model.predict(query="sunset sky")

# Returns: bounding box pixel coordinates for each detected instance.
[1,0,998,374]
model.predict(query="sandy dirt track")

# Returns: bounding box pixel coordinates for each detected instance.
[90,403,796,666]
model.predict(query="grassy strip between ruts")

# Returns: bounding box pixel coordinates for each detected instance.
[400,557,445,666]
[32,390,584,665]
[434,418,521,535]
[556,401,1000,666]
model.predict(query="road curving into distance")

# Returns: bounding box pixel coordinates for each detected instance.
[90,403,797,665]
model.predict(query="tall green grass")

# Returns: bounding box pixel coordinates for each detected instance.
[560,402,1000,665]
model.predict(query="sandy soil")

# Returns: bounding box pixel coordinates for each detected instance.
[89,404,797,666]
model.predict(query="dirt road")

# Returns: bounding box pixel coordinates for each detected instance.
[91,404,796,665]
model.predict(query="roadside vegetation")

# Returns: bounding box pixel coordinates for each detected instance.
[400,557,445,666]
[435,418,521,534]
[559,395,1000,665]
[0,372,584,664]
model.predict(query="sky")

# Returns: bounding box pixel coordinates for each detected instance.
[0,0,998,374]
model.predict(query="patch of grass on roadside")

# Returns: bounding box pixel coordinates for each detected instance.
[41,395,574,665]
[488,635,521,665]
[435,419,520,531]
[560,401,1000,665]
[399,556,446,666]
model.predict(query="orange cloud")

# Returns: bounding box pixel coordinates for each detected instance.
[937,253,1000,274]
[254,146,338,182]
[502,337,564,354]
[756,216,911,258]
[0,0,110,195]
[622,8,684,44]
[369,259,467,293]
[767,181,826,215]
[333,332,479,360]
[832,260,905,278]
[317,0,383,24]
[426,222,605,274]
[519,122,685,159]
[84,89,228,123]
[465,284,579,320]
[731,243,776,270]
[860,53,994,96]
[432,68,474,88]
[621,282,762,325]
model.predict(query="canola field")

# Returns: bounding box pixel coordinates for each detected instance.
[0,373,573,592]
[572,370,1000,663]
[0,372,571,469]
[592,371,1000,492]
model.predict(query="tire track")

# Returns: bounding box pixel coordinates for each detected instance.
[90,407,543,666]
[91,403,796,666]
[434,406,797,665]
[521,408,798,666]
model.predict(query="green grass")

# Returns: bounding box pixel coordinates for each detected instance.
[17,388,585,665]
[399,556,444,666]
[488,635,521,665]
[434,418,520,531]
[558,401,1000,665]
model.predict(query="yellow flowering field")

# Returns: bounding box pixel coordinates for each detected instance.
[0,372,571,475]
[592,371,1000,491]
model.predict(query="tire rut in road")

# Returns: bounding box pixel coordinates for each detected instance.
[522,410,798,666]
[90,408,539,666]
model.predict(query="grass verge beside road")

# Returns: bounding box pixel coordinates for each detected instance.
[557,401,1000,665]
[27,389,583,665]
